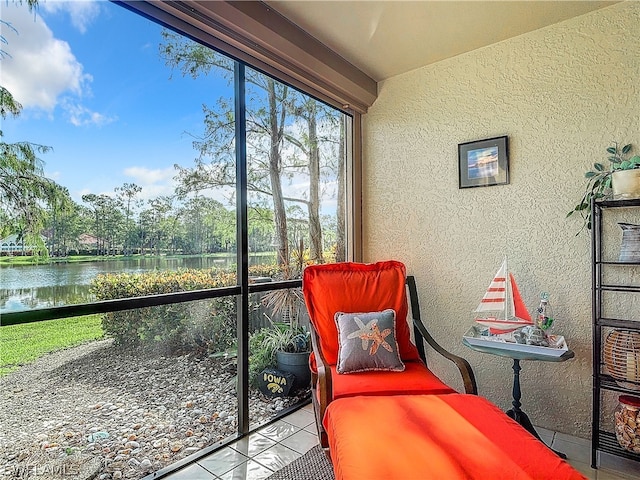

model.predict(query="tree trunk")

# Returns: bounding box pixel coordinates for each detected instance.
[335,116,346,262]
[307,106,323,263]
[51,207,57,256]
[267,79,289,266]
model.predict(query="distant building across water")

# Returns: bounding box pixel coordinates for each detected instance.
[0,234,44,256]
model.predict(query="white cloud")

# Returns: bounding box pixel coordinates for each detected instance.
[41,0,101,34]
[45,170,62,181]
[77,187,112,199]
[122,166,237,206]
[1,5,89,111]
[123,167,177,200]
[124,167,175,185]
[0,2,110,127]
[63,100,116,127]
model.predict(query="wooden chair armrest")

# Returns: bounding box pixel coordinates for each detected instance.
[309,323,332,447]
[311,328,332,413]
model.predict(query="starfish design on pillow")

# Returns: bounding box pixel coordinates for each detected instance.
[347,316,393,355]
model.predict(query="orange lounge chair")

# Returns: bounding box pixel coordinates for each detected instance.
[302,260,477,448]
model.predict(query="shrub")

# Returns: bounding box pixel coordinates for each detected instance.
[91,266,279,354]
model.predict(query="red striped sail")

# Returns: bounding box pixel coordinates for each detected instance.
[474,259,532,333]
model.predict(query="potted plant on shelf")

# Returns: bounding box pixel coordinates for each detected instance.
[567,142,640,233]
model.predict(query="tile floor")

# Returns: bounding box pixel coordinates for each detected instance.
[162,402,640,480]
[162,403,318,480]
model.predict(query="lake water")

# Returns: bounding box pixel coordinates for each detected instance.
[0,255,273,314]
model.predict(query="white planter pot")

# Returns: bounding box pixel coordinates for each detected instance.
[612,169,640,199]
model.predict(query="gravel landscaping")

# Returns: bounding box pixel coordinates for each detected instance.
[0,339,305,479]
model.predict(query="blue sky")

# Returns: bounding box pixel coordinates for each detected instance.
[2,0,233,204]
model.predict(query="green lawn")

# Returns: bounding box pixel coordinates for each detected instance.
[0,315,104,376]
[0,255,49,266]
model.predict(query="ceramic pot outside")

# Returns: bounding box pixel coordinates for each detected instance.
[275,350,311,391]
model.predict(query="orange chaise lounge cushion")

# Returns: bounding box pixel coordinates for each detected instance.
[303,261,455,398]
[328,361,455,398]
[303,260,421,365]
[323,394,587,480]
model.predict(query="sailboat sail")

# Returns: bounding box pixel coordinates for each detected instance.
[475,261,508,313]
[474,259,532,333]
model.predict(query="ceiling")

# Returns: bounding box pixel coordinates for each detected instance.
[266,1,618,82]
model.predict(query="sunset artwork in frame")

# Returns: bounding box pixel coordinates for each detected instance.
[458,136,509,189]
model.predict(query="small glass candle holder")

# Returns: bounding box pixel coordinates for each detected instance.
[534,292,554,332]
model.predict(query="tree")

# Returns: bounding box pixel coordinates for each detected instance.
[335,116,346,262]
[160,30,350,267]
[146,196,174,256]
[285,96,324,262]
[45,197,88,256]
[46,188,75,256]
[163,31,292,265]
[263,77,290,265]
[0,87,69,239]
[115,183,142,255]
[82,193,123,255]
[1,1,70,246]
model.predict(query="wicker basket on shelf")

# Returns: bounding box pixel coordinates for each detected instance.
[604,330,640,390]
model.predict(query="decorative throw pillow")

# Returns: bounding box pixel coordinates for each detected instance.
[335,309,405,374]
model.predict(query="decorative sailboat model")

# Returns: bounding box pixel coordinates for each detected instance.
[474,258,533,334]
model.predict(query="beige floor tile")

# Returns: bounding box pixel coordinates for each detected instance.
[229,433,277,457]
[198,447,249,476]
[217,459,274,480]
[596,467,640,480]
[280,429,319,454]
[281,408,315,428]
[163,463,218,480]
[252,443,301,471]
[567,460,596,479]
[552,437,591,464]
[533,424,555,446]
[555,431,591,448]
[303,422,319,435]
[255,419,298,442]
[597,452,640,480]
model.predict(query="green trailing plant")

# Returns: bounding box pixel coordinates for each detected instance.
[568,142,640,233]
[248,323,310,389]
[262,322,310,354]
[248,328,277,387]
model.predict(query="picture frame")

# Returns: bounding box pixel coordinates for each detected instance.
[458,135,509,189]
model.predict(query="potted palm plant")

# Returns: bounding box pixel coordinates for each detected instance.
[567,142,640,233]
[260,241,312,391]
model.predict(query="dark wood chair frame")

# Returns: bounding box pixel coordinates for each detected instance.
[309,275,478,448]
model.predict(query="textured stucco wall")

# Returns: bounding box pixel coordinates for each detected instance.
[363,1,640,439]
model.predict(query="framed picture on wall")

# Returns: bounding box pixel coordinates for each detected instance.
[458,136,509,189]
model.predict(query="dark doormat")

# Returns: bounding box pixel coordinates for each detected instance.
[265,445,335,480]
